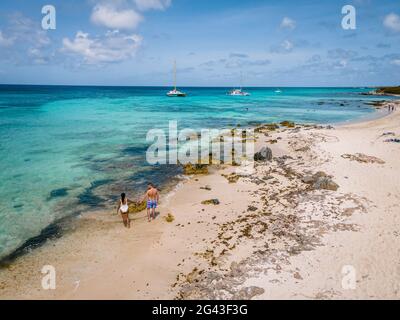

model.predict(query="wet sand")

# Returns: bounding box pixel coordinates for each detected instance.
[1,101,400,300]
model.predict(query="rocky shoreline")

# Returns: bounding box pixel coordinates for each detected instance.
[173,124,369,299]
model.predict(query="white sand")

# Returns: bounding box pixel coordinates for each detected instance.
[1,101,399,300]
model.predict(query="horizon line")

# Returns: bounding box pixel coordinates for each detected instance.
[0,83,393,89]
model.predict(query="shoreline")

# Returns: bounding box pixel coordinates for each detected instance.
[0,89,393,265]
[1,100,399,299]
[0,103,382,266]
[0,97,384,266]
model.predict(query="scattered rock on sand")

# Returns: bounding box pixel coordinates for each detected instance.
[341,153,385,164]
[280,120,295,128]
[232,286,265,300]
[254,147,273,162]
[186,268,201,284]
[294,272,303,280]
[295,146,310,152]
[200,185,212,191]
[302,171,339,191]
[265,123,280,131]
[183,163,209,175]
[229,262,244,277]
[222,173,240,183]
[202,199,220,205]
[255,123,280,132]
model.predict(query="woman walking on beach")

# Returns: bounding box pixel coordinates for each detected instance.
[117,193,131,228]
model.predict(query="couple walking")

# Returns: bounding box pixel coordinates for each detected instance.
[388,104,396,113]
[116,183,160,228]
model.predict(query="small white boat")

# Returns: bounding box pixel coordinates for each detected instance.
[275,89,282,93]
[167,89,186,97]
[228,88,250,96]
[228,72,250,96]
[167,60,186,97]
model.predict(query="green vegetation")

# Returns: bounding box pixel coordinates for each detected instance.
[183,163,209,175]
[165,213,175,223]
[377,86,400,95]
[129,200,147,214]
[280,120,296,128]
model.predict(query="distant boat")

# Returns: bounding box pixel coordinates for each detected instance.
[275,89,282,93]
[228,72,250,96]
[167,61,186,97]
[228,88,250,96]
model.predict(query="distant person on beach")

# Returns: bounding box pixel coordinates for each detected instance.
[117,193,131,228]
[144,183,159,222]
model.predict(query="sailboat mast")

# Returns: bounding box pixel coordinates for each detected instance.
[174,60,177,90]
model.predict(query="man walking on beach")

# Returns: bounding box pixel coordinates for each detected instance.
[144,183,159,222]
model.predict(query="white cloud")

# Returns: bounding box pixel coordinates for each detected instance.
[334,59,348,69]
[62,30,142,64]
[270,39,294,53]
[229,53,249,58]
[0,14,54,65]
[327,48,358,60]
[0,30,14,47]
[134,0,171,11]
[280,17,296,30]
[282,39,294,50]
[91,4,143,30]
[4,14,50,48]
[383,13,400,32]
[391,59,400,66]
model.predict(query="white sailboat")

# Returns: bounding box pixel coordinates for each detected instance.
[228,88,250,96]
[228,73,250,96]
[167,61,186,97]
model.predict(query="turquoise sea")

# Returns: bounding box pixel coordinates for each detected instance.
[0,85,394,261]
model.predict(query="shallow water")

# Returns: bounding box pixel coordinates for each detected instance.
[0,85,393,260]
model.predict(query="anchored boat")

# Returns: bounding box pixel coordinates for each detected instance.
[167,61,186,97]
[228,72,250,96]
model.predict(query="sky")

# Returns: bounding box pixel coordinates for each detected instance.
[0,0,399,86]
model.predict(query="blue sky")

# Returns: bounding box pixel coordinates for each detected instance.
[0,0,399,86]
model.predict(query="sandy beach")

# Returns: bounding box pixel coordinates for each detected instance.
[1,100,399,300]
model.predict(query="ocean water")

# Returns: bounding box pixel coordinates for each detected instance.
[0,85,393,260]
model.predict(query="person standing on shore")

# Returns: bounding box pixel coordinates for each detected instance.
[144,183,159,222]
[117,193,131,228]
